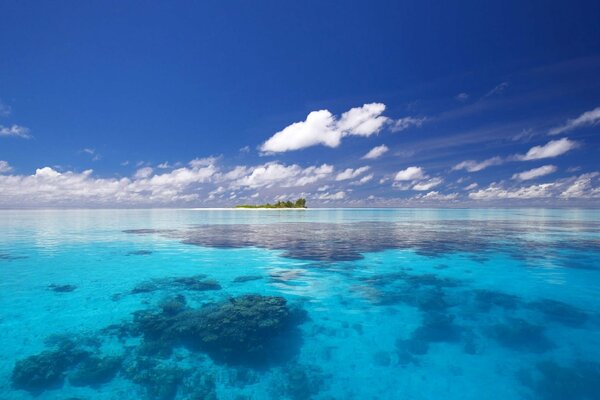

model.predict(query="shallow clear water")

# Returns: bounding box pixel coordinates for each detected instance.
[1,209,599,400]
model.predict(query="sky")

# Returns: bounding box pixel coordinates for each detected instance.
[1,0,600,208]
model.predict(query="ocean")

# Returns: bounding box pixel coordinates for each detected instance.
[1,208,599,399]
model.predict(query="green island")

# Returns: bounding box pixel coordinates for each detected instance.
[235,198,307,209]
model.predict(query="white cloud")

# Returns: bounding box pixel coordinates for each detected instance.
[0,160,12,174]
[419,191,458,200]
[464,183,478,190]
[394,166,425,181]
[412,177,443,191]
[469,183,555,200]
[549,106,600,135]
[260,103,388,153]
[469,173,600,201]
[560,173,600,199]
[511,165,557,181]
[335,166,370,181]
[317,185,329,192]
[231,162,333,188]
[516,138,578,161]
[317,191,346,200]
[134,167,154,179]
[351,174,373,185]
[0,124,30,138]
[452,156,503,172]
[336,103,389,136]
[391,116,426,132]
[362,144,389,159]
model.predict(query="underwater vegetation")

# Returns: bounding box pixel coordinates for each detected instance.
[11,293,310,398]
[130,274,222,294]
[518,360,600,400]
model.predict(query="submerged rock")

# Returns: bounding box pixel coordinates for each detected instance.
[130,275,220,295]
[128,250,153,256]
[48,284,77,293]
[275,364,328,400]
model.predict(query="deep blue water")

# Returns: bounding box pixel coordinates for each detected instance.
[1,209,599,399]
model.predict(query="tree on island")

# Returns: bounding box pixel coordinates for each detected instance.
[235,197,307,209]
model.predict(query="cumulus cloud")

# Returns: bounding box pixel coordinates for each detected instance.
[469,183,555,200]
[511,165,557,181]
[464,183,478,190]
[260,103,388,153]
[452,156,503,172]
[362,144,389,159]
[418,191,458,201]
[394,166,425,181]
[560,173,600,199]
[231,162,333,188]
[0,124,30,138]
[469,173,600,201]
[335,166,370,181]
[317,191,346,200]
[391,116,426,132]
[0,160,12,174]
[134,167,154,179]
[516,138,578,161]
[549,106,600,135]
[412,177,443,191]
[351,174,374,185]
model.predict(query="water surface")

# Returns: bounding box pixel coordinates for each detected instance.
[1,209,599,399]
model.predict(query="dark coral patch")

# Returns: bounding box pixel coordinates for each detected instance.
[131,294,306,367]
[130,274,220,294]
[488,318,553,353]
[128,250,153,256]
[69,356,122,387]
[519,360,600,400]
[233,275,263,283]
[528,299,588,327]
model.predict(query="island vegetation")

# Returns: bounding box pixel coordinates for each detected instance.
[235,198,307,209]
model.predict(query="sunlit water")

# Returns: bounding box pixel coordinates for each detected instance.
[1,209,599,399]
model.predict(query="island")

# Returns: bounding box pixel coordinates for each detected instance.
[235,198,307,209]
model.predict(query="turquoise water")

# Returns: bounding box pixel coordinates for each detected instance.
[1,209,599,399]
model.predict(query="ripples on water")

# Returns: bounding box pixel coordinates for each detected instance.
[0,209,599,399]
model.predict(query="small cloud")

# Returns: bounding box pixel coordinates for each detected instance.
[317,191,346,200]
[412,177,443,191]
[0,160,12,174]
[464,183,478,190]
[121,160,130,166]
[351,174,374,186]
[0,124,31,139]
[515,138,578,161]
[391,116,426,133]
[419,191,458,201]
[394,166,426,181]
[134,167,154,179]
[80,148,101,161]
[317,185,329,192]
[455,93,469,101]
[548,106,600,135]
[335,166,370,181]
[452,156,503,172]
[0,100,12,117]
[485,82,509,97]
[511,165,557,181]
[362,144,389,160]
[157,162,172,169]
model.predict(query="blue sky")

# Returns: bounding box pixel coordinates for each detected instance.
[1,1,600,207]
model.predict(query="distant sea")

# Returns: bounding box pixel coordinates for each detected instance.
[1,209,599,399]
